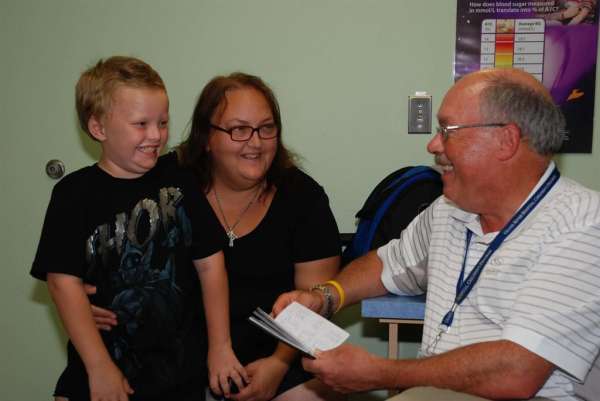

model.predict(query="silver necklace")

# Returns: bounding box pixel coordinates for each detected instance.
[213,186,261,247]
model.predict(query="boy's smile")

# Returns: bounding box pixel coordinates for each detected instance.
[90,86,169,179]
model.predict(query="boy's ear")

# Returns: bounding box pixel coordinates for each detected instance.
[88,115,106,142]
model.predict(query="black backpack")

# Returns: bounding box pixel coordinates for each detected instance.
[342,166,443,265]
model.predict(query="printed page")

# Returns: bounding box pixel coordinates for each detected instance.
[274,302,349,354]
[248,314,311,355]
[249,308,311,354]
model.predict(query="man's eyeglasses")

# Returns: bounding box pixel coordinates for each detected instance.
[436,123,507,141]
[210,123,278,142]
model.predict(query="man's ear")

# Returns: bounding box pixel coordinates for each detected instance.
[497,123,521,161]
[88,115,106,142]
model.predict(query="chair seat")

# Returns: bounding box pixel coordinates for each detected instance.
[361,293,425,321]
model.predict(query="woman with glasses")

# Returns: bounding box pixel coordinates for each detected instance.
[178,72,342,401]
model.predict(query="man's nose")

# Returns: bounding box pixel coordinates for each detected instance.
[427,131,443,154]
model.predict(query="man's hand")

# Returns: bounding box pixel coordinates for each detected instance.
[302,344,384,393]
[230,356,288,401]
[83,284,117,330]
[272,290,324,317]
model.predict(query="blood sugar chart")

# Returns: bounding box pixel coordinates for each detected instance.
[480,18,545,81]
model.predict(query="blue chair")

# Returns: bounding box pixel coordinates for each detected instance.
[361,294,425,359]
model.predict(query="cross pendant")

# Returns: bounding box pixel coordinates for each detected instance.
[226,230,237,247]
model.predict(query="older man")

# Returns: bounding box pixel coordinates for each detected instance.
[273,68,600,400]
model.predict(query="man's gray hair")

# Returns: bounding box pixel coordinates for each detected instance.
[479,75,565,155]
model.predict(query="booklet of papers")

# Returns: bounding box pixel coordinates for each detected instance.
[248,302,349,357]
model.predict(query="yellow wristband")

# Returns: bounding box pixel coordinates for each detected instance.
[325,280,345,313]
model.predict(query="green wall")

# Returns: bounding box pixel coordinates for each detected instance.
[2,1,598,399]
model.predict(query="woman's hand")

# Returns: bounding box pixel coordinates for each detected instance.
[230,356,289,401]
[207,344,248,399]
[272,289,324,317]
[84,284,118,330]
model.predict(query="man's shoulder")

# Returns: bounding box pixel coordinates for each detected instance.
[541,176,600,226]
[552,177,600,207]
[558,176,600,194]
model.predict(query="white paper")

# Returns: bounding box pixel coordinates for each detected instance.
[248,302,349,356]
[276,302,349,353]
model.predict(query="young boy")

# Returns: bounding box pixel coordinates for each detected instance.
[31,56,246,401]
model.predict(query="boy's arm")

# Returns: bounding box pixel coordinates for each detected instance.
[47,273,133,401]
[194,251,247,398]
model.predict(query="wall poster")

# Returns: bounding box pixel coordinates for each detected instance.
[455,1,599,153]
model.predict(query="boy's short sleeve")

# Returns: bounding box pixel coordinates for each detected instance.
[31,180,87,281]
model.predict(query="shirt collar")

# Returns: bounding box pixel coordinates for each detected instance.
[449,161,558,241]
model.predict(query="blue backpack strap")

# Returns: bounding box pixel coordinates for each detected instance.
[358,166,415,217]
[382,166,434,192]
[354,166,440,257]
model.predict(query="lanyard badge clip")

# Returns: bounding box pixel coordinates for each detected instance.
[440,303,458,332]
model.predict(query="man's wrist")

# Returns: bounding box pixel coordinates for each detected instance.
[309,284,334,318]
[324,280,345,312]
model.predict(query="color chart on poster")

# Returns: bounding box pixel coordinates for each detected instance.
[455,1,599,153]
[480,18,545,80]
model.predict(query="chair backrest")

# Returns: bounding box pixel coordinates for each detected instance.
[342,166,442,265]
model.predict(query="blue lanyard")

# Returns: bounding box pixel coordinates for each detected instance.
[440,166,560,331]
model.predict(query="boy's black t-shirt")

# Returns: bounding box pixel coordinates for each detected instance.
[31,152,222,400]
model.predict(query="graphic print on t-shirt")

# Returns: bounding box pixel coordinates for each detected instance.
[84,186,192,384]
